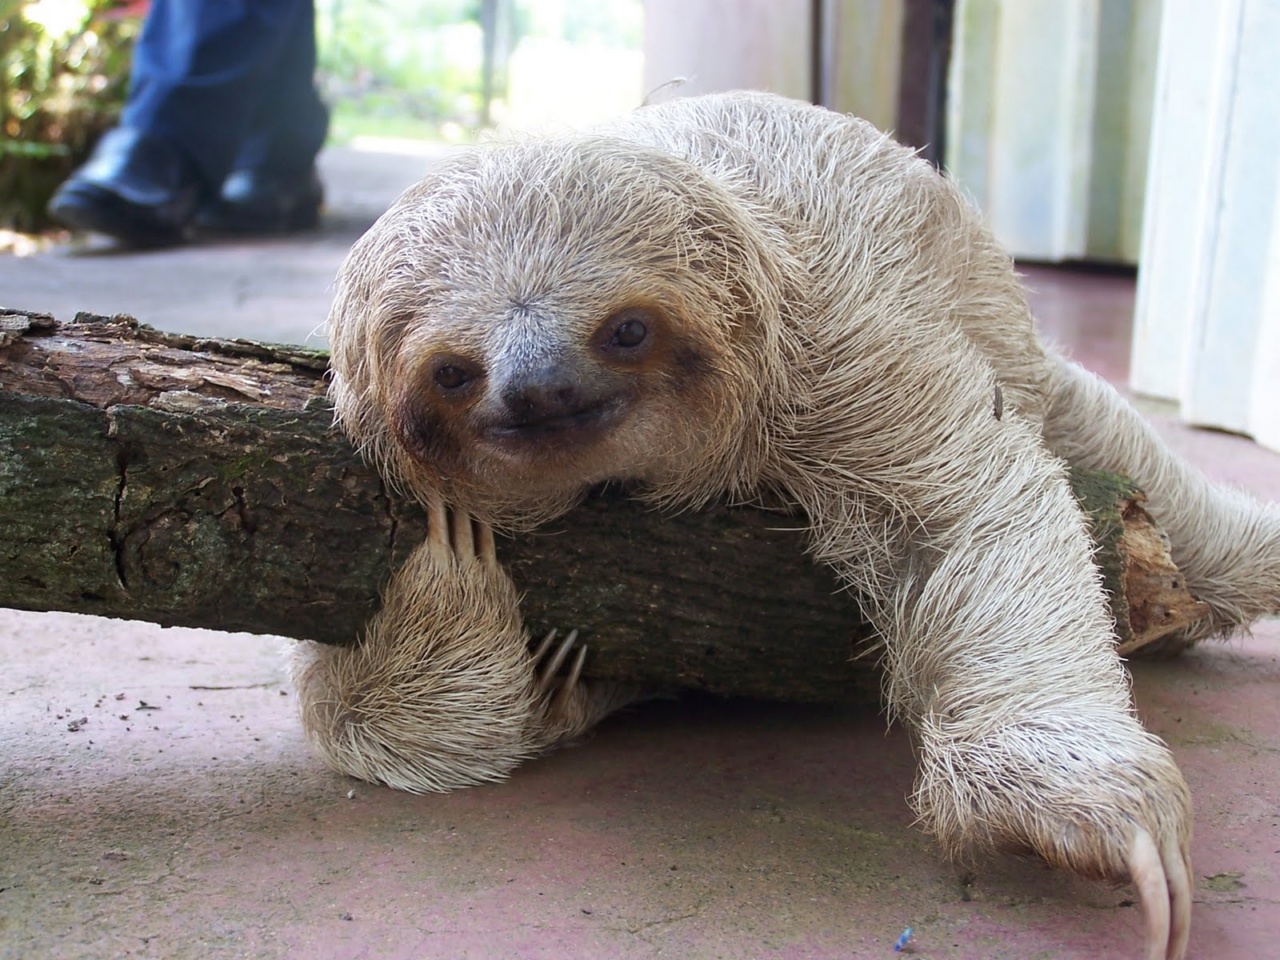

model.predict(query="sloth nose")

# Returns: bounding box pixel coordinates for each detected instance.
[501,366,587,424]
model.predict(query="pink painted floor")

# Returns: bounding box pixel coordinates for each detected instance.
[2,150,1278,959]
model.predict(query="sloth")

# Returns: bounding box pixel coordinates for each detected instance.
[292,91,1280,960]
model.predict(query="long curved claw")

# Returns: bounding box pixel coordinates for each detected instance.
[1127,827,1171,960]
[536,628,580,688]
[422,499,495,570]
[531,628,559,665]
[550,643,589,716]
[530,628,591,722]
[1165,838,1192,960]
[426,498,451,562]
[475,521,497,569]
[450,506,475,562]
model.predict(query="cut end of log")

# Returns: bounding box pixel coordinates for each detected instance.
[1116,496,1211,658]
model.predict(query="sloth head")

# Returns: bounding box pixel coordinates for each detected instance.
[328,135,794,527]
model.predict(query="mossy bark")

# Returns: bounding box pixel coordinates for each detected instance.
[0,310,1209,703]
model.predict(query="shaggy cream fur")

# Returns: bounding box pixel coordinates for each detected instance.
[294,91,1280,960]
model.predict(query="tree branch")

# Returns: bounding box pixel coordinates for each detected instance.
[0,309,1209,702]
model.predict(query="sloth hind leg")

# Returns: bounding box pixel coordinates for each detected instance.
[1041,355,1280,640]
[290,499,640,792]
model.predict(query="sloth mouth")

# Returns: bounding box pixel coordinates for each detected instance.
[486,398,623,447]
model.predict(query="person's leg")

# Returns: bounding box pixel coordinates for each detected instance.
[199,1,330,233]
[49,0,322,245]
[129,0,328,189]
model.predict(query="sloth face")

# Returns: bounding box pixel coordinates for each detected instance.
[388,294,723,506]
[330,136,780,523]
[404,304,658,454]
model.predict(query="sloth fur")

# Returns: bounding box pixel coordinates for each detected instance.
[293,92,1280,960]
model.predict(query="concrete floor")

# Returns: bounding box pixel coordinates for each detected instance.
[2,145,1278,960]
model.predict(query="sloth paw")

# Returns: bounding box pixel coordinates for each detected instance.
[1031,801,1191,960]
[919,724,1192,960]
[417,500,645,749]
[529,627,646,743]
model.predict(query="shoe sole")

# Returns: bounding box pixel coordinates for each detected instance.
[48,183,189,248]
[195,197,323,236]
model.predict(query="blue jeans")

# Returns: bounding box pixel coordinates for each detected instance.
[122,0,329,187]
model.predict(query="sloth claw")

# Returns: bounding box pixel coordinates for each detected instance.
[1125,825,1191,960]
[424,497,497,569]
[531,628,594,731]
[533,628,584,690]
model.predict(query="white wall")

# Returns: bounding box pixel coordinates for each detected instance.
[642,0,812,103]
[642,0,903,131]
[1131,0,1280,450]
[946,0,1160,263]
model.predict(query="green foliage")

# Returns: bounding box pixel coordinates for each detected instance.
[0,0,138,232]
[317,0,487,135]
[317,0,642,140]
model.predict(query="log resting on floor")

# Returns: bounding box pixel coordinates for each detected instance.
[0,309,1210,703]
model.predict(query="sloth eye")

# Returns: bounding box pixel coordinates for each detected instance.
[598,307,657,361]
[612,319,648,348]
[434,365,469,390]
[607,308,652,349]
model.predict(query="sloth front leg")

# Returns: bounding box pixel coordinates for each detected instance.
[862,453,1194,960]
[796,397,1194,960]
[290,498,639,793]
